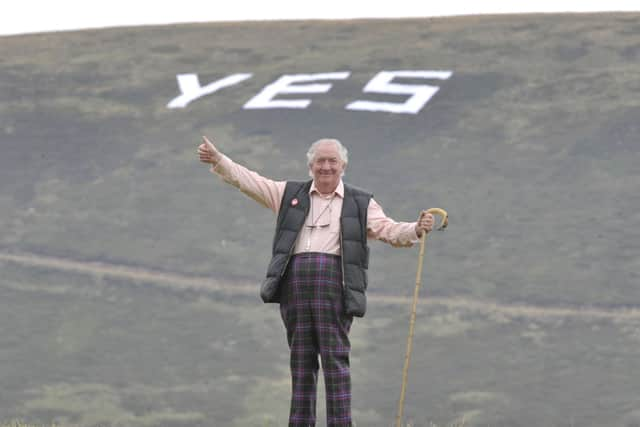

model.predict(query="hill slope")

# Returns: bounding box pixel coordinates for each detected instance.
[1,14,639,426]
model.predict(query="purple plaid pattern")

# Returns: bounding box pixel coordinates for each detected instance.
[279,253,353,427]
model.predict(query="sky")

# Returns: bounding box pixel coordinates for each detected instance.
[1,0,639,36]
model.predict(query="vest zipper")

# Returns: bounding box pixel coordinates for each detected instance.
[281,244,295,278]
[339,220,346,289]
[280,203,310,277]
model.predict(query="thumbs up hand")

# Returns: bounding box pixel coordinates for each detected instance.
[198,136,221,165]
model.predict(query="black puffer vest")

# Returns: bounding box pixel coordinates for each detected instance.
[260,180,372,317]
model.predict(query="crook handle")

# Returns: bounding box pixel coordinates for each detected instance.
[425,207,449,231]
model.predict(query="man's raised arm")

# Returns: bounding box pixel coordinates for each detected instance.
[198,136,286,213]
[367,199,434,247]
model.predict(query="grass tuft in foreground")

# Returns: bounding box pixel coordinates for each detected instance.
[0,422,82,427]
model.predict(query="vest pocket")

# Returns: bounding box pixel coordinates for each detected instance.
[362,245,370,269]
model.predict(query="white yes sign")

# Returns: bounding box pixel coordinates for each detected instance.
[167,70,453,115]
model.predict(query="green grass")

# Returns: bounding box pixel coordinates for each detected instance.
[0,421,464,427]
[2,14,640,427]
[0,422,78,427]
[1,420,466,427]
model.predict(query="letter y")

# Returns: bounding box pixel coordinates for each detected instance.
[167,73,252,109]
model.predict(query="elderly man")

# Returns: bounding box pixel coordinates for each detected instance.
[198,136,433,427]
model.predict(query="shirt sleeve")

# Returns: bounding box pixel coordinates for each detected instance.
[366,198,420,247]
[210,154,286,213]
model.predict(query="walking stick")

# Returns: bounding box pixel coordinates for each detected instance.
[395,207,448,427]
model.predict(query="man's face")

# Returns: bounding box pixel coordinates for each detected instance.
[309,141,345,192]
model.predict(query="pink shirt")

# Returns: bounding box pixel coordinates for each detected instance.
[211,155,419,254]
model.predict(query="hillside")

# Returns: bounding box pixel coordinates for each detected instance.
[1,13,639,426]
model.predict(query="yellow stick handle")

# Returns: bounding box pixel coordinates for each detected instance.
[424,207,449,231]
[395,208,448,427]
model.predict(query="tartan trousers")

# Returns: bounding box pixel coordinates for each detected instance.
[279,252,353,427]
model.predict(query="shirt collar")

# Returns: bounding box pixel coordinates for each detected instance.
[310,179,344,198]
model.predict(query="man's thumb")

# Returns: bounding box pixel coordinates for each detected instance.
[202,136,214,149]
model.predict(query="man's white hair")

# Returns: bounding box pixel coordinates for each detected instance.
[306,138,349,167]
